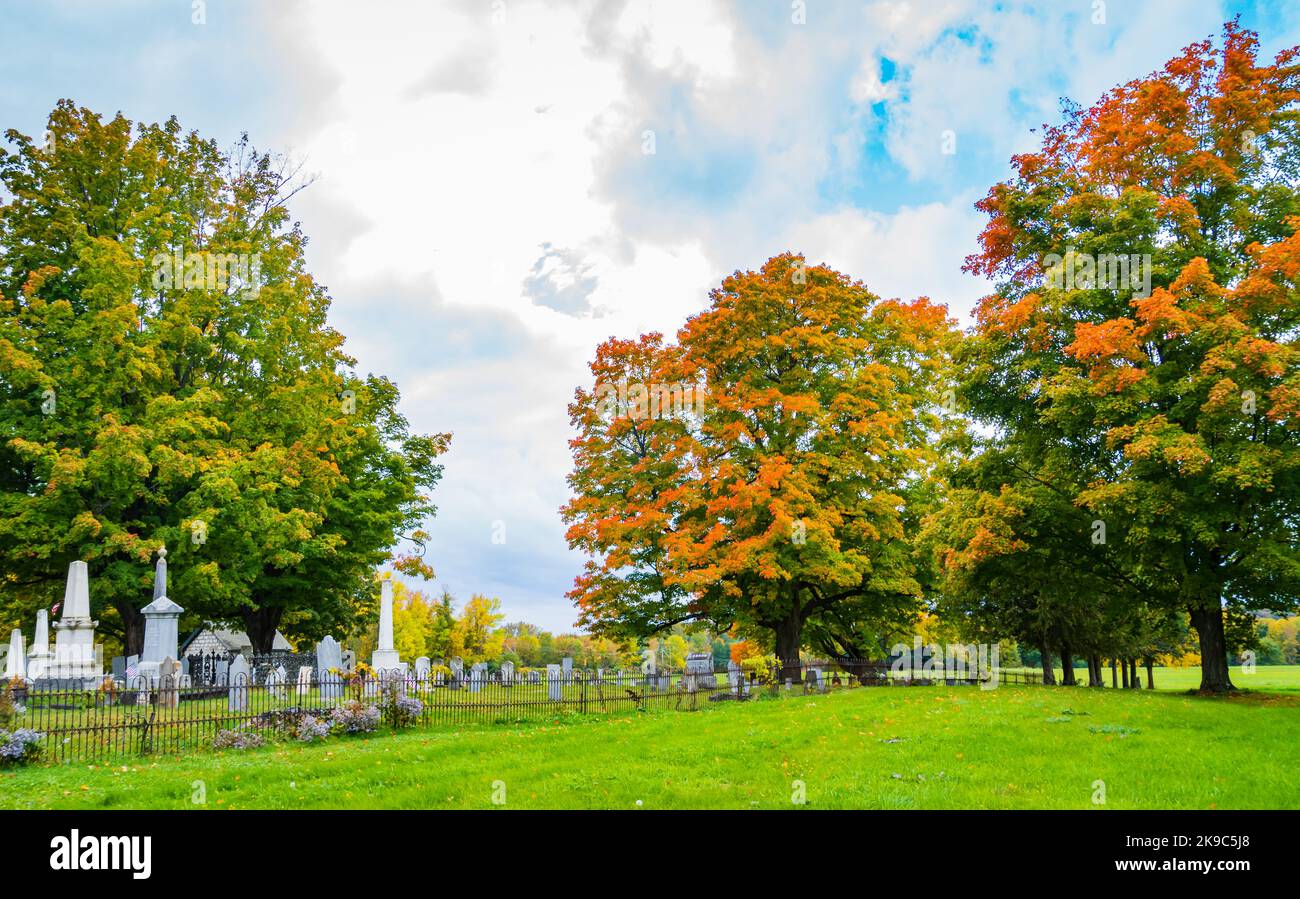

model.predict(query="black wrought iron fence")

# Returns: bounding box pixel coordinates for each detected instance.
[8,658,1040,765]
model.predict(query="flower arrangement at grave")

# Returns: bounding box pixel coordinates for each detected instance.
[96,676,118,705]
[340,662,375,690]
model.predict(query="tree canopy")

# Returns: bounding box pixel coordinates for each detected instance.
[0,102,450,653]
[953,21,1300,690]
[563,254,956,675]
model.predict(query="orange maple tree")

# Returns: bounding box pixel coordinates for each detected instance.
[563,254,955,674]
[959,21,1300,691]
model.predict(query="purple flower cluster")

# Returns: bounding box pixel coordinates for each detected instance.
[212,729,266,751]
[329,701,380,734]
[295,715,331,742]
[0,728,43,765]
[392,695,423,727]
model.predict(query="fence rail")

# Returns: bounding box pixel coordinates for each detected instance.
[6,659,1040,765]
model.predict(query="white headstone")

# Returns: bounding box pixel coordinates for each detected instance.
[4,628,26,680]
[546,663,562,700]
[157,656,181,708]
[469,661,486,693]
[270,664,288,699]
[562,656,573,683]
[415,656,431,682]
[27,608,52,679]
[316,636,344,699]
[297,665,313,699]
[227,656,250,711]
[500,659,515,685]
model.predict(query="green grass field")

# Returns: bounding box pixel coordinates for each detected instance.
[4,670,1297,810]
[1011,665,1300,694]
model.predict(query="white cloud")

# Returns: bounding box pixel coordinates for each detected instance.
[250,0,1275,632]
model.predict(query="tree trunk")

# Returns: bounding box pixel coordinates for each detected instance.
[774,605,803,684]
[1121,658,1130,689]
[117,602,146,657]
[1128,658,1139,689]
[241,606,285,654]
[1038,642,1056,685]
[1144,658,1155,689]
[1110,658,1118,688]
[1087,655,1101,687]
[1188,604,1235,692]
[1059,644,1076,685]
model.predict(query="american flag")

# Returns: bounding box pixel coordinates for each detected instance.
[125,661,139,680]
[51,601,60,616]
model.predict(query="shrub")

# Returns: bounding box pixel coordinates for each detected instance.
[295,715,331,742]
[329,700,380,734]
[212,729,266,751]
[379,680,423,728]
[0,684,23,730]
[392,695,422,727]
[740,655,781,685]
[0,727,42,765]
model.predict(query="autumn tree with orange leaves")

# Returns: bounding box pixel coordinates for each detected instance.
[955,21,1300,692]
[563,255,956,678]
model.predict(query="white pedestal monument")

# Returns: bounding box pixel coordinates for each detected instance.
[370,578,405,673]
[52,561,101,683]
[27,609,53,680]
[139,547,184,685]
[4,628,25,681]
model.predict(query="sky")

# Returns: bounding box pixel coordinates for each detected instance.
[3,0,1298,632]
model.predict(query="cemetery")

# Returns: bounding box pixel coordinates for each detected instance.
[1,11,1296,831]
[2,548,1027,767]
[3,663,1297,811]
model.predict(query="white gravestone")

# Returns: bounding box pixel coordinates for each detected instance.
[316,636,344,699]
[546,663,562,701]
[227,656,251,711]
[139,547,183,684]
[469,662,486,693]
[500,660,515,685]
[562,656,573,684]
[269,664,288,700]
[157,657,181,708]
[297,665,313,699]
[52,561,101,682]
[4,628,26,680]
[370,578,404,673]
[415,656,431,684]
[27,608,53,679]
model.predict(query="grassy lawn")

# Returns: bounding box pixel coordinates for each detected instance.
[4,679,1297,810]
[1015,665,1300,694]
